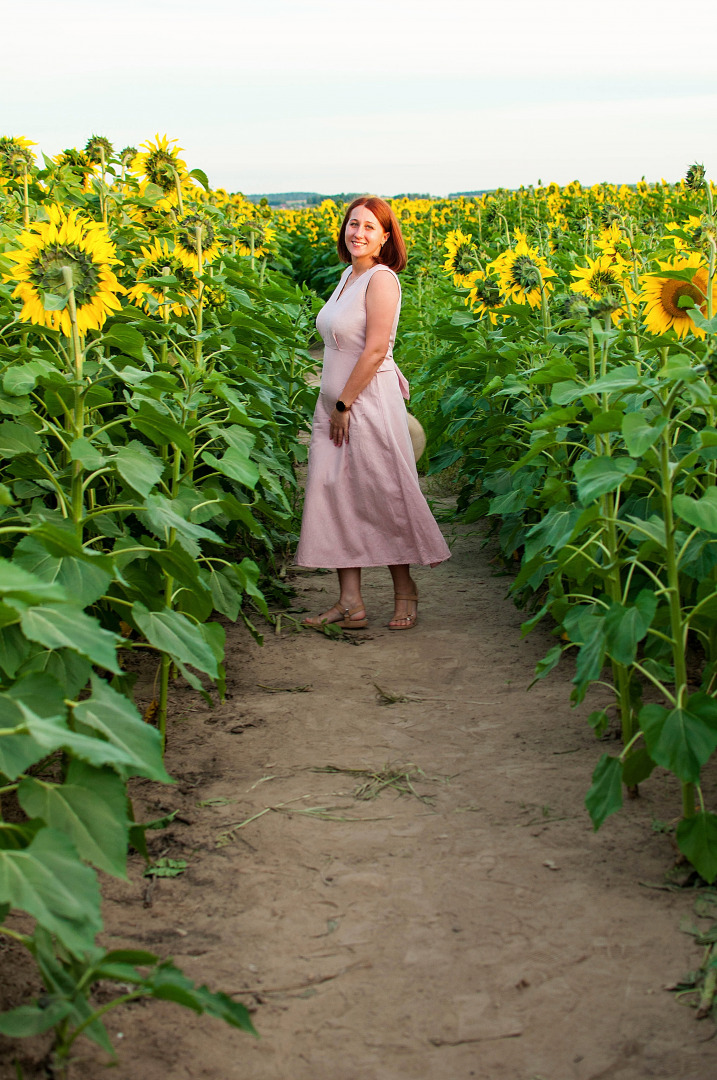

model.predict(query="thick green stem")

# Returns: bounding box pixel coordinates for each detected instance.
[659,425,694,815]
[62,267,85,536]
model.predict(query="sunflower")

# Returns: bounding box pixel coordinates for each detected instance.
[443,229,478,286]
[4,204,124,336]
[640,253,715,339]
[569,253,633,322]
[84,135,113,165]
[0,135,35,179]
[53,148,96,189]
[490,231,555,308]
[235,220,276,258]
[464,269,505,325]
[175,213,222,268]
[133,135,187,195]
[126,237,195,317]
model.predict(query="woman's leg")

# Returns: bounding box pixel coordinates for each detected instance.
[303,567,366,625]
[388,564,418,628]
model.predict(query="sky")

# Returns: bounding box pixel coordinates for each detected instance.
[5,0,717,196]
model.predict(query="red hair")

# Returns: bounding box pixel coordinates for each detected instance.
[337,196,407,273]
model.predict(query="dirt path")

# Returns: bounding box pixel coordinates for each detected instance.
[11,517,717,1080]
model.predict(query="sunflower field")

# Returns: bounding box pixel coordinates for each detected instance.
[1,130,717,1066]
[0,134,319,1069]
[278,171,717,887]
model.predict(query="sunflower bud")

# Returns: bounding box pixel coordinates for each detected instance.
[559,293,590,321]
[0,136,35,178]
[685,163,706,191]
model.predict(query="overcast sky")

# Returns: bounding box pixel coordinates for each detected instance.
[6,0,717,195]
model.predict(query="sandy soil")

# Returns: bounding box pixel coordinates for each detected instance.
[3,514,717,1080]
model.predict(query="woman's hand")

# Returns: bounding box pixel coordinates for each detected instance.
[329,407,350,446]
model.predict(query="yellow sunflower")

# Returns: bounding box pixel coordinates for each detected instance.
[640,253,715,339]
[236,220,276,258]
[569,253,634,322]
[4,204,124,336]
[174,213,222,269]
[0,135,36,178]
[443,229,477,285]
[133,134,187,195]
[464,270,505,325]
[126,237,195,317]
[490,231,555,308]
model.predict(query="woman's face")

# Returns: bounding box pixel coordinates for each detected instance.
[344,205,389,262]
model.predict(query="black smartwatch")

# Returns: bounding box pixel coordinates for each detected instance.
[335,400,349,413]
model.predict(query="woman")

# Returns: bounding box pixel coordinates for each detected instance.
[296,196,450,630]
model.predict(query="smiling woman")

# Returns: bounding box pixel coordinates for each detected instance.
[296,196,450,631]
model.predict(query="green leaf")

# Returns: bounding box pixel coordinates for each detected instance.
[20,605,120,673]
[0,999,73,1037]
[0,421,42,457]
[0,558,66,604]
[103,324,149,363]
[130,404,192,453]
[209,566,243,621]
[585,754,623,830]
[528,644,562,687]
[149,543,204,592]
[676,812,717,884]
[604,590,657,666]
[622,412,666,457]
[132,603,218,678]
[234,557,269,618]
[139,494,222,553]
[189,168,210,192]
[114,441,165,497]
[571,613,607,703]
[585,409,624,435]
[18,763,129,878]
[146,962,257,1034]
[674,488,717,534]
[69,436,105,470]
[621,747,656,787]
[640,694,717,783]
[0,827,102,956]
[202,447,260,490]
[72,677,171,782]
[574,456,635,505]
[19,646,91,699]
[14,536,113,608]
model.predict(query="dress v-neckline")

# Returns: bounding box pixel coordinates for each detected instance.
[336,266,372,303]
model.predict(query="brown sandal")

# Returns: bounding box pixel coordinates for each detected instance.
[388,592,418,630]
[303,602,368,630]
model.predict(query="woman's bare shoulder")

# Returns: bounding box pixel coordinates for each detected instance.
[366,266,400,299]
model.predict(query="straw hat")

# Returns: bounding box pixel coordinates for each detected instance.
[406,412,426,462]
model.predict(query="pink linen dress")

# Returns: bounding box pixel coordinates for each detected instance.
[295,264,451,569]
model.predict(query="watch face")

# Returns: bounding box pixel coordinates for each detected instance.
[336,400,346,412]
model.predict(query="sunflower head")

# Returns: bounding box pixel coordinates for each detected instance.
[119,146,138,169]
[640,254,713,339]
[443,229,477,284]
[202,283,229,312]
[600,204,622,228]
[511,254,542,292]
[4,204,124,336]
[559,292,591,321]
[0,136,35,178]
[691,216,717,253]
[84,135,113,164]
[685,162,706,191]
[175,212,220,267]
[135,135,186,194]
[127,237,195,317]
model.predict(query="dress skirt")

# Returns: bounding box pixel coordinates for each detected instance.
[295,343,451,569]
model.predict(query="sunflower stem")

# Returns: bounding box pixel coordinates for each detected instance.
[22,165,29,229]
[61,266,85,535]
[173,169,184,216]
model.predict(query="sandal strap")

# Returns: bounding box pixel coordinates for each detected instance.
[394,593,418,602]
